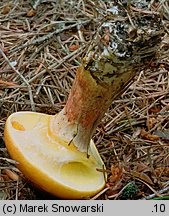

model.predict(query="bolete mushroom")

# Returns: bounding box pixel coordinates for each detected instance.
[4,1,163,199]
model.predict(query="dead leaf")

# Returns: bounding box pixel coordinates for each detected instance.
[109,164,123,183]
[140,128,160,141]
[149,107,161,113]
[106,184,123,197]
[27,9,36,17]
[2,4,11,15]
[147,117,158,130]
[69,44,79,51]
[130,170,153,185]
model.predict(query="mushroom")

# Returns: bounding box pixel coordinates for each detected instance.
[4,1,163,199]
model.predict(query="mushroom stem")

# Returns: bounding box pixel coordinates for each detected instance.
[50,63,136,153]
[50,1,163,154]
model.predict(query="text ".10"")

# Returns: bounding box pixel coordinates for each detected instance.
[153,204,166,213]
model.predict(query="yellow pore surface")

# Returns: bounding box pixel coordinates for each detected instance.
[4,112,106,199]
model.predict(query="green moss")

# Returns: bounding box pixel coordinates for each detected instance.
[120,182,139,200]
[152,196,169,200]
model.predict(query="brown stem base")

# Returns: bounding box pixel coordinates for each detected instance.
[50,65,135,153]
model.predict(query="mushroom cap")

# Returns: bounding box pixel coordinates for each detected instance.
[4,111,106,199]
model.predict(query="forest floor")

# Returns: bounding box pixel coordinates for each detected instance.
[0,0,169,200]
